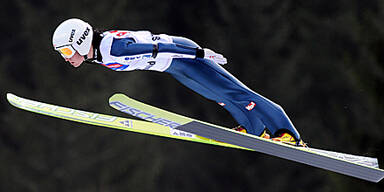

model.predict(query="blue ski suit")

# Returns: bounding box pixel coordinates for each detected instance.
[93,30,301,140]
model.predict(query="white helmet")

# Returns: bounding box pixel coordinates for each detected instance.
[52,18,93,58]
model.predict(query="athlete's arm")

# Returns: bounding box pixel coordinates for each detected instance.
[111,37,226,64]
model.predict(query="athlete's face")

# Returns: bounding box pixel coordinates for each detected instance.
[65,51,84,68]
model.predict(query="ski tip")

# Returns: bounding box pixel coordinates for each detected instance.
[109,93,121,102]
[109,92,124,98]
[109,93,129,102]
[6,93,19,108]
[6,93,15,101]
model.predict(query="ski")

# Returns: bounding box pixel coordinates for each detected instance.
[6,93,246,150]
[109,93,384,183]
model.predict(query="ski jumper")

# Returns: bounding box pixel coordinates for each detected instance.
[94,30,301,140]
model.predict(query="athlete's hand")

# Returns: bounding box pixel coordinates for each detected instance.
[203,48,227,65]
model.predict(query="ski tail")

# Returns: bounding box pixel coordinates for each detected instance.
[177,121,384,183]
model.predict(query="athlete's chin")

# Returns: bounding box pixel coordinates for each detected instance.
[71,62,82,68]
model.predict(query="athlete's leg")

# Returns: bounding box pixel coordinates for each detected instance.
[200,59,301,140]
[170,72,266,135]
[165,58,301,140]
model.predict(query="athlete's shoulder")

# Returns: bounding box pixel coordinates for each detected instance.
[100,30,129,46]
[103,30,132,38]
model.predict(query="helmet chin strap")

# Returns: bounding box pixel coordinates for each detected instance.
[83,47,99,64]
[84,32,103,64]
[83,54,95,64]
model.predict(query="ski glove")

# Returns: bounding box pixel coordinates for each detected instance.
[196,48,227,65]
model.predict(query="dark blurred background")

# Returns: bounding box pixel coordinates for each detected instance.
[1,0,384,191]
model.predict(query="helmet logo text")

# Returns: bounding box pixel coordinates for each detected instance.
[76,27,90,46]
[69,29,76,42]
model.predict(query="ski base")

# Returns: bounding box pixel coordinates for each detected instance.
[7,93,384,183]
[6,93,249,152]
[177,121,384,183]
[109,93,384,182]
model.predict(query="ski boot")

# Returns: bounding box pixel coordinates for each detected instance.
[232,126,270,139]
[272,132,307,147]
